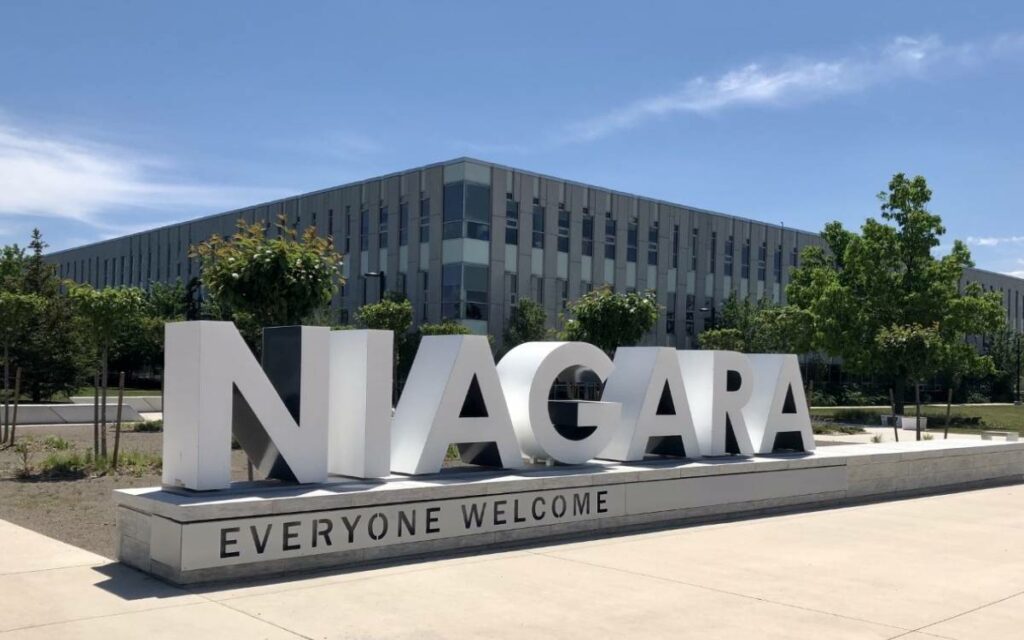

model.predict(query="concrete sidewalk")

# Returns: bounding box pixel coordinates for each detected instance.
[2,484,1023,639]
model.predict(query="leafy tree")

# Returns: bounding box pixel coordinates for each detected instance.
[356,297,413,336]
[69,284,147,456]
[697,295,813,353]
[562,287,659,354]
[983,328,1023,402]
[2,232,90,402]
[191,215,343,344]
[0,292,44,442]
[503,298,548,352]
[787,174,1005,413]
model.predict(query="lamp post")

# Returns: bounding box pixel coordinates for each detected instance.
[363,271,385,303]
[1016,332,1021,406]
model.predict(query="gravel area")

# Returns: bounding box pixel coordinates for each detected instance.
[0,424,250,559]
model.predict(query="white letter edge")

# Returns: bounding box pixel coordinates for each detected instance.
[390,334,523,475]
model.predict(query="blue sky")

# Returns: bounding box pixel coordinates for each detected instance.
[1,1,1022,276]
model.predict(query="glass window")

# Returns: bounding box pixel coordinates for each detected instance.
[532,205,545,249]
[582,213,594,257]
[666,292,676,335]
[604,212,616,259]
[506,199,519,245]
[420,198,430,243]
[774,244,783,283]
[399,203,409,246]
[441,263,461,319]
[741,238,751,279]
[757,241,767,281]
[444,181,490,241]
[690,228,698,271]
[328,209,334,237]
[627,217,638,263]
[441,263,489,320]
[709,231,717,272]
[725,235,734,274]
[360,210,369,249]
[557,208,570,253]
[685,294,695,336]
[791,246,799,267]
[672,224,679,268]
[648,220,659,265]
[379,207,388,248]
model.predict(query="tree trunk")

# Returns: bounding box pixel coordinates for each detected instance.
[100,347,108,458]
[915,383,922,442]
[893,377,906,416]
[9,368,21,446]
[944,387,953,440]
[888,387,899,442]
[112,371,125,468]
[2,342,9,444]
[92,370,100,456]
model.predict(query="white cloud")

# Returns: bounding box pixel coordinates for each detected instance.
[564,33,1024,142]
[1003,270,1024,279]
[0,119,286,233]
[966,235,1024,247]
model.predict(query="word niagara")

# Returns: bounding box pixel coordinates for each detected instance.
[163,322,814,491]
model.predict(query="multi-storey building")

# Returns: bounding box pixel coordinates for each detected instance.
[47,157,1024,348]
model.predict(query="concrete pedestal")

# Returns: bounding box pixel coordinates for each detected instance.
[115,439,1024,585]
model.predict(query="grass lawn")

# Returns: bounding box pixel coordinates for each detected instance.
[812,404,1024,433]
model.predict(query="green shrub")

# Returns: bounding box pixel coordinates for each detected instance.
[42,435,73,450]
[133,419,163,432]
[809,389,837,407]
[828,409,884,424]
[38,451,89,478]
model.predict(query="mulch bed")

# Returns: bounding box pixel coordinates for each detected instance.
[0,424,250,559]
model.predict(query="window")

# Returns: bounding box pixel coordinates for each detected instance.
[508,273,518,307]
[725,235,734,275]
[360,210,369,249]
[557,207,570,252]
[666,292,676,335]
[558,278,569,308]
[444,181,491,241]
[791,246,799,267]
[344,209,351,253]
[311,211,317,231]
[328,209,334,237]
[399,203,409,246]
[582,213,594,257]
[421,272,429,320]
[709,231,717,273]
[627,217,638,262]
[604,212,616,259]
[532,205,545,249]
[506,198,519,245]
[757,241,767,281]
[379,207,388,248]
[670,224,679,269]
[741,238,751,279]
[685,294,695,336]
[441,263,488,320]
[420,198,430,242]
[531,275,544,304]
[690,228,698,271]
[774,244,783,283]
[648,220,658,265]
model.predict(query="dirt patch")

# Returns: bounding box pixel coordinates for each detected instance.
[0,424,251,559]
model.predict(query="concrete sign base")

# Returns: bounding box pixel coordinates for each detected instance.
[115,439,1024,585]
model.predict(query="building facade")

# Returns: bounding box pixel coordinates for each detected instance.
[47,157,1024,347]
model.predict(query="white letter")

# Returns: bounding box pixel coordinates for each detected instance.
[679,350,755,456]
[163,321,329,491]
[391,335,523,475]
[600,347,701,461]
[328,329,393,478]
[745,354,815,454]
[497,342,620,465]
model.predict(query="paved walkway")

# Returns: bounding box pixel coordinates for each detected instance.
[1,484,1023,639]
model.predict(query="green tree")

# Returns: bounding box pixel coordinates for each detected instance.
[697,295,813,353]
[356,297,413,336]
[2,232,90,403]
[503,298,548,352]
[0,292,44,442]
[787,174,1005,414]
[69,284,147,457]
[191,215,343,347]
[562,287,659,354]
